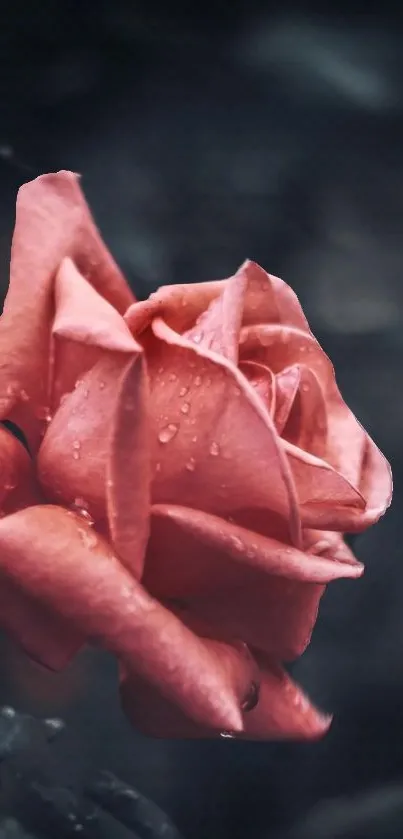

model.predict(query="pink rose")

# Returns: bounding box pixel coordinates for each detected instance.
[0,171,392,739]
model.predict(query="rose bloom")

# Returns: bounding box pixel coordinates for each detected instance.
[0,171,392,739]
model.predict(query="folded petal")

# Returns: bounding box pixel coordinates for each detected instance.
[144,505,363,602]
[0,576,83,670]
[0,425,43,513]
[106,355,151,578]
[238,361,275,413]
[120,657,330,741]
[280,366,328,459]
[303,529,360,565]
[358,435,393,526]
[275,366,301,433]
[0,505,256,732]
[0,171,134,450]
[38,356,130,521]
[125,281,224,336]
[147,317,301,545]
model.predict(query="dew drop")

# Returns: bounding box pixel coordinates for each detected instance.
[241,680,260,713]
[20,388,29,402]
[192,333,203,344]
[83,388,89,399]
[6,383,18,397]
[194,375,202,387]
[169,373,177,382]
[299,345,307,353]
[179,386,189,397]
[301,383,310,393]
[4,479,17,491]
[99,381,106,390]
[186,457,196,472]
[158,423,179,444]
[191,435,198,443]
[209,441,220,456]
[180,401,190,415]
[73,451,80,460]
[72,498,94,526]
[220,730,236,739]
[230,534,244,552]
[158,366,164,374]
[78,527,98,550]
[36,405,52,422]
[72,440,81,450]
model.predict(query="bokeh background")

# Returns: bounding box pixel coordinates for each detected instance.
[1,2,403,837]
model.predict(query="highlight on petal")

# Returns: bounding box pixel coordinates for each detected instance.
[0,505,256,732]
[148,317,301,546]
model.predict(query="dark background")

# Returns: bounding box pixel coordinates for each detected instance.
[1,2,403,837]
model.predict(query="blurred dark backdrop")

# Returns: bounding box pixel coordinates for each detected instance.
[1,2,403,837]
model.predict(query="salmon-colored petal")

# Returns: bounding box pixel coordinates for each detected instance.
[182,579,324,660]
[49,258,139,413]
[238,361,275,413]
[0,425,43,513]
[281,366,328,459]
[38,357,129,522]
[120,657,330,740]
[358,435,393,526]
[239,323,368,488]
[303,529,360,565]
[146,317,300,545]
[0,576,83,670]
[241,658,331,741]
[184,269,247,363]
[285,441,365,532]
[0,505,255,732]
[125,281,224,337]
[0,171,134,451]
[275,366,301,433]
[144,505,363,603]
[106,355,151,578]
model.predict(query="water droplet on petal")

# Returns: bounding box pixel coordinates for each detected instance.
[301,383,310,393]
[180,401,190,415]
[186,457,196,472]
[20,388,29,402]
[6,383,18,397]
[73,451,80,460]
[220,730,236,739]
[169,373,177,382]
[194,375,202,387]
[158,366,164,375]
[72,498,94,526]
[99,381,106,390]
[209,441,220,456]
[83,388,89,398]
[158,423,179,444]
[230,534,244,552]
[72,440,81,450]
[155,462,161,472]
[241,680,260,712]
[179,386,189,397]
[192,333,203,344]
[78,527,98,550]
[191,435,198,443]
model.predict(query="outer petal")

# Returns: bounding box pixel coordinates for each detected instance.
[146,317,301,545]
[0,505,258,732]
[0,171,134,450]
[358,435,393,526]
[120,658,330,741]
[0,425,43,513]
[0,577,83,670]
[144,505,363,599]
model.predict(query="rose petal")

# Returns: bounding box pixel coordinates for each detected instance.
[120,657,330,741]
[144,505,363,602]
[358,435,393,526]
[0,576,83,670]
[275,366,301,433]
[303,529,360,565]
[0,505,253,732]
[239,323,367,487]
[106,355,151,578]
[0,171,134,451]
[0,425,43,513]
[280,366,328,459]
[147,317,300,545]
[239,361,275,413]
[38,357,130,521]
[125,281,224,336]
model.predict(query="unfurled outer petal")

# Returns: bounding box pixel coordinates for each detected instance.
[0,577,83,670]
[0,171,135,450]
[120,657,330,740]
[0,505,262,732]
[145,317,301,545]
